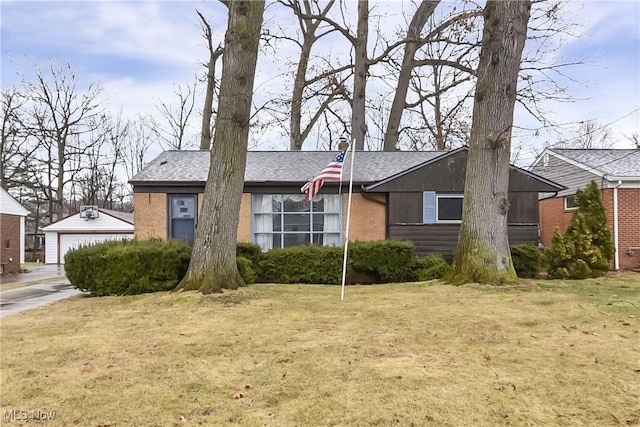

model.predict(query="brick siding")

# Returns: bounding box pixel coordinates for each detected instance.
[134,191,387,246]
[344,193,386,241]
[0,213,22,275]
[539,188,640,270]
[133,193,167,240]
[616,188,640,270]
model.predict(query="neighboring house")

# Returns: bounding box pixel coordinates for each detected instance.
[530,148,640,270]
[0,187,30,275]
[130,147,562,259]
[41,206,134,264]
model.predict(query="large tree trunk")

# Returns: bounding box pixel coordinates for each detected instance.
[176,0,265,294]
[382,0,439,151]
[445,0,530,285]
[351,0,368,151]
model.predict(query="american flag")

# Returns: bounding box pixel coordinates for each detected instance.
[301,148,348,201]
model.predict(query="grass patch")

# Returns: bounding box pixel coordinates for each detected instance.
[1,274,639,426]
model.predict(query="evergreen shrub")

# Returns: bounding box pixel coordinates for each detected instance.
[349,240,418,283]
[236,256,257,285]
[545,180,615,279]
[259,245,343,284]
[64,239,191,296]
[510,244,543,278]
[414,254,449,281]
[257,240,420,284]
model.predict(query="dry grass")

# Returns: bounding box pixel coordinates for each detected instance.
[1,273,639,426]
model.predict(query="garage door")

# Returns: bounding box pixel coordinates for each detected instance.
[58,233,133,264]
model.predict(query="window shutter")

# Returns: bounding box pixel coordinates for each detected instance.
[422,191,436,224]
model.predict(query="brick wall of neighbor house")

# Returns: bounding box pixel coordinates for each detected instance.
[615,189,640,270]
[134,193,168,240]
[0,213,22,275]
[344,193,386,241]
[540,188,640,270]
[539,196,573,247]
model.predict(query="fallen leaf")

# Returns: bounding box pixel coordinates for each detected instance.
[483,354,492,364]
[202,407,214,416]
[607,413,620,424]
[622,321,632,326]
[233,392,244,399]
[626,415,640,424]
[276,358,291,364]
[80,361,94,373]
[244,384,252,390]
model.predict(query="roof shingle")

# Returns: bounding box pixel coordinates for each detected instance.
[130,150,445,185]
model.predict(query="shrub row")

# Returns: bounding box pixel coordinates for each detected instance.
[65,238,557,297]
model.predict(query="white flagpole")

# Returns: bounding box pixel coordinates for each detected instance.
[340,140,356,301]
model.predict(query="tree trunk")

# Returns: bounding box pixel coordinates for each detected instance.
[444,0,530,285]
[197,10,224,151]
[176,0,265,294]
[382,0,439,151]
[351,0,368,151]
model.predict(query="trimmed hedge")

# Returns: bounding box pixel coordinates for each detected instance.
[511,244,543,278]
[415,254,450,281]
[259,245,344,284]
[257,240,420,285]
[64,239,191,296]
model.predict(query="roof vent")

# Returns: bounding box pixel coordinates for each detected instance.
[79,205,99,220]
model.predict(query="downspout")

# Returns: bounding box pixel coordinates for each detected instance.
[612,180,622,270]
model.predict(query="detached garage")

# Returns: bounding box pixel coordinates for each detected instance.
[42,206,134,264]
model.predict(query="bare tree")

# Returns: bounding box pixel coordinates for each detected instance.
[553,120,614,149]
[445,0,531,285]
[20,61,107,220]
[0,86,35,190]
[196,10,224,150]
[177,0,265,294]
[153,82,198,150]
[382,0,440,150]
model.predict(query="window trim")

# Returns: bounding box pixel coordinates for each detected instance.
[251,193,343,250]
[564,195,577,211]
[436,194,464,223]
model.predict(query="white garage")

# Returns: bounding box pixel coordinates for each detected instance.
[42,207,134,264]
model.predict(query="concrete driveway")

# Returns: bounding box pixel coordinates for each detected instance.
[0,265,84,318]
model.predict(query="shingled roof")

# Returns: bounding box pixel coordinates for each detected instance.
[550,149,640,177]
[130,150,444,185]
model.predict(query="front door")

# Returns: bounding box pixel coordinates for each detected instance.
[170,195,196,245]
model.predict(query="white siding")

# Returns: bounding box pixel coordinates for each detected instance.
[44,231,58,264]
[0,188,29,216]
[42,212,133,232]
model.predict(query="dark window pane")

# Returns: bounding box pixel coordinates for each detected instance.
[273,233,281,249]
[313,214,324,231]
[284,233,310,247]
[312,198,324,212]
[272,214,282,231]
[283,195,309,213]
[438,197,463,221]
[283,214,310,231]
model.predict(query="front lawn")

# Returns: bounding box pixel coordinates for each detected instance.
[1,274,638,426]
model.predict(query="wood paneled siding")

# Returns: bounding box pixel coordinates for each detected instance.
[389,224,539,259]
[387,191,539,224]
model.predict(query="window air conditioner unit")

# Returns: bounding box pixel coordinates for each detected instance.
[80,205,99,220]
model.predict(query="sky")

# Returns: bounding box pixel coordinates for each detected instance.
[1,0,639,165]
